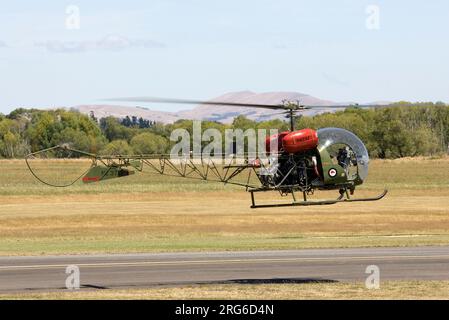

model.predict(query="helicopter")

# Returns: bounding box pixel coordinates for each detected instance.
[25,97,388,208]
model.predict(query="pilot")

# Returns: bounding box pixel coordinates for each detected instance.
[337,146,351,168]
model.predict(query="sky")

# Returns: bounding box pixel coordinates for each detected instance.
[0,0,448,113]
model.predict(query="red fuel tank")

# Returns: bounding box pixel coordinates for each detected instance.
[265,131,290,153]
[282,129,319,153]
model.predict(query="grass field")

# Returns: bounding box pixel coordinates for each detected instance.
[1,157,449,299]
[0,157,449,256]
[2,281,449,300]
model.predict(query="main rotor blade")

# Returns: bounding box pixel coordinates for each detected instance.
[106,96,391,111]
[309,104,390,109]
[107,97,285,110]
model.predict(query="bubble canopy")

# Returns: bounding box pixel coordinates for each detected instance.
[317,127,369,181]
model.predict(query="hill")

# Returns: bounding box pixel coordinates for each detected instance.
[73,91,346,123]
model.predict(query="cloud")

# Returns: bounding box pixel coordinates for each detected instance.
[96,34,165,51]
[0,41,6,48]
[34,34,165,53]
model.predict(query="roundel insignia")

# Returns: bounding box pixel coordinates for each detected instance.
[328,168,337,177]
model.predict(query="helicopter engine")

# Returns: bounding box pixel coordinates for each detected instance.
[261,129,321,190]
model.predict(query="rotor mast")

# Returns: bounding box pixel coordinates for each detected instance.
[282,100,304,132]
[289,109,294,131]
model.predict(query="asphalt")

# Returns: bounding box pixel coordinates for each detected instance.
[0,246,449,293]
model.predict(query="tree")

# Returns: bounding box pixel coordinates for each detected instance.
[6,108,39,120]
[130,132,168,154]
[89,111,98,123]
[1,102,448,159]
[411,126,440,156]
[100,140,133,155]
[132,116,138,127]
[51,127,106,153]
[138,117,150,129]
[257,119,289,132]
[0,118,29,158]
[100,116,134,141]
[24,109,105,153]
[232,115,256,130]
[121,116,132,127]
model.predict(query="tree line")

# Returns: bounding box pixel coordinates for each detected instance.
[0,101,448,159]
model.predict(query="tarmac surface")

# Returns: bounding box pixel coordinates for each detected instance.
[1,246,448,292]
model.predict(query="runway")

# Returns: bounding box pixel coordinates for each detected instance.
[1,246,449,292]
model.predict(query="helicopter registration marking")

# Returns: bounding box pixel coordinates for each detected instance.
[82,176,100,182]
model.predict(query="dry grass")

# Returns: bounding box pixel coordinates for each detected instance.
[2,281,449,300]
[0,158,449,255]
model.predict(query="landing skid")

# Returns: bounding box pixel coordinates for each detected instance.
[249,189,388,209]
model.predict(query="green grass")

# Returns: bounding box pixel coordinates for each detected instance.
[1,233,449,256]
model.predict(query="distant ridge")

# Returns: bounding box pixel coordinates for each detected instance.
[73,91,385,124]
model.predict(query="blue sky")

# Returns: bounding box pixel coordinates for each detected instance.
[0,0,448,113]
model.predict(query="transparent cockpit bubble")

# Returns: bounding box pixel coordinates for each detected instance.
[317,127,369,181]
[25,146,93,187]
